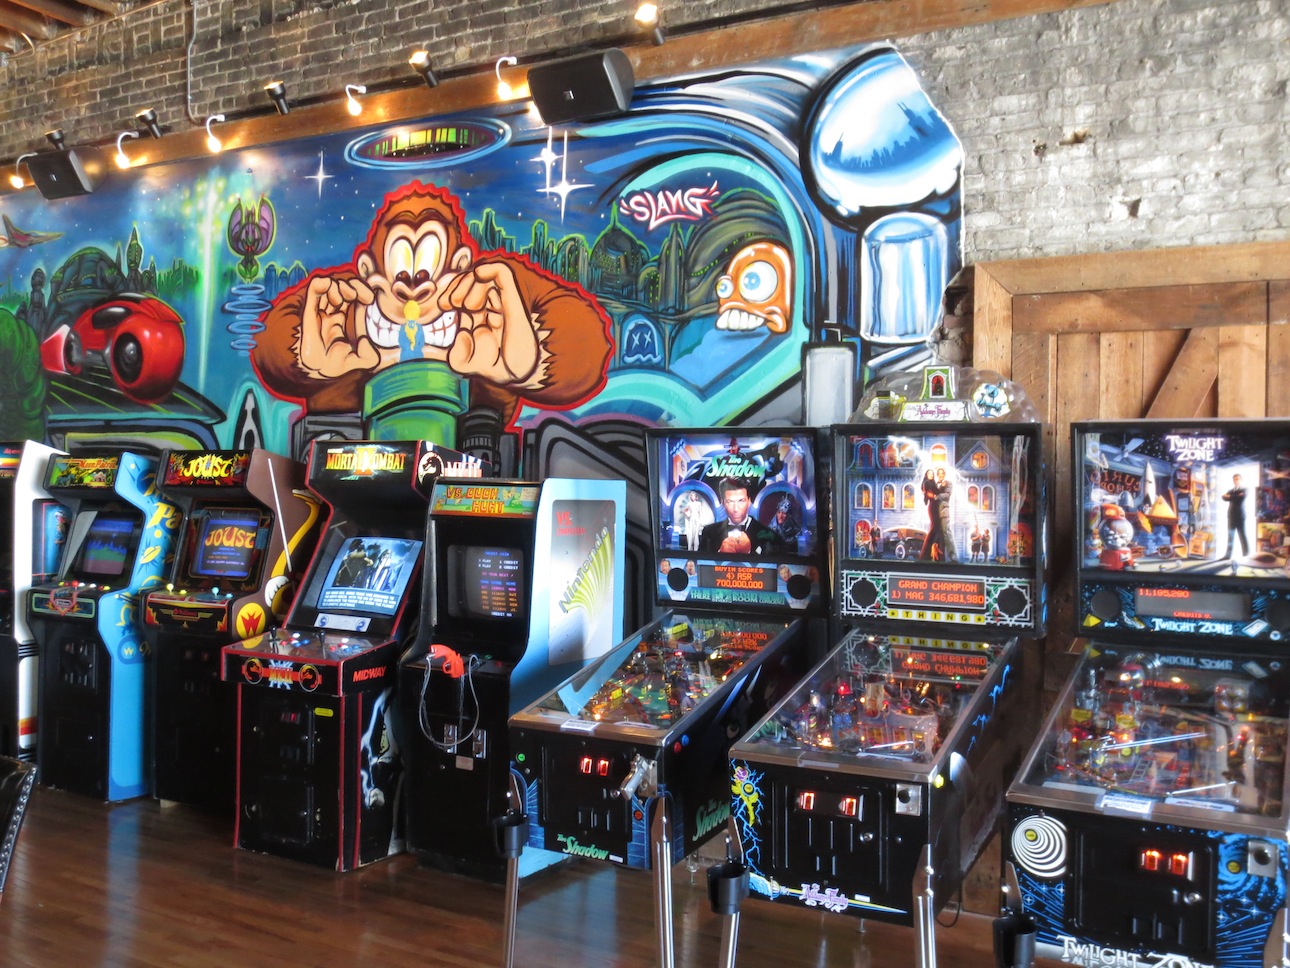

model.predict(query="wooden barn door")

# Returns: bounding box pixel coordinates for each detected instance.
[974,242,1290,666]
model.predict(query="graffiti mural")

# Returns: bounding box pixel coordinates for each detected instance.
[0,44,962,473]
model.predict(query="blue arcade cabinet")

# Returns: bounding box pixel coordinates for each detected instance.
[28,449,180,801]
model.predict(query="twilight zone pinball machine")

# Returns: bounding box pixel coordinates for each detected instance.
[1004,419,1290,968]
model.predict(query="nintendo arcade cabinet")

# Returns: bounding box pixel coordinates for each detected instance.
[221,440,483,870]
[399,476,626,882]
[724,365,1047,968]
[141,449,323,812]
[1004,420,1290,968]
[28,449,180,801]
[0,441,66,760]
[507,428,825,965]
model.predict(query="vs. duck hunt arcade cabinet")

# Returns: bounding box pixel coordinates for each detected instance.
[1004,419,1290,968]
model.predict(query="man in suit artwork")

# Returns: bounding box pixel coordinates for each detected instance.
[698,479,782,555]
[1222,472,1249,561]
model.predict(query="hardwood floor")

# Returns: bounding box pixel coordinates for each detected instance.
[0,786,1044,967]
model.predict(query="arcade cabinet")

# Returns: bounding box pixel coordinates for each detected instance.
[399,476,626,882]
[221,439,484,870]
[28,449,180,801]
[1003,419,1290,968]
[721,364,1048,968]
[0,441,66,760]
[507,428,826,966]
[141,448,323,812]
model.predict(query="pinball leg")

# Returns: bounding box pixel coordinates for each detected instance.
[495,775,529,968]
[650,796,676,968]
[707,824,750,968]
[912,844,937,968]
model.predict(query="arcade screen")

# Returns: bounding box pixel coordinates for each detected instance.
[650,430,822,610]
[447,545,525,621]
[839,425,1039,569]
[70,512,140,580]
[315,536,421,617]
[1078,423,1290,581]
[188,507,266,582]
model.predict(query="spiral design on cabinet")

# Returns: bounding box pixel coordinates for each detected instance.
[1011,814,1067,879]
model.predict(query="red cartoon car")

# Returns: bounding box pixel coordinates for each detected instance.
[40,294,185,404]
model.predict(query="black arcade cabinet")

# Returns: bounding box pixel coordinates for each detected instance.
[141,448,323,812]
[220,439,484,870]
[507,428,826,966]
[400,477,626,882]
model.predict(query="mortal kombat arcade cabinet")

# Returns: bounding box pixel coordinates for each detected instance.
[221,439,483,870]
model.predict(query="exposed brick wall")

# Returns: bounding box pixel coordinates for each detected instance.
[0,0,1286,262]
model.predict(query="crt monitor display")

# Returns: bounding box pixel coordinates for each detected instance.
[447,546,526,621]
[72,513,140,579]
[189,507,264,582]
[315,536,421,617]
[838,427,1038,569]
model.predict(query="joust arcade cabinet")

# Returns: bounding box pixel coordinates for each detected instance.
[719,364,1049,968]
[505,428,826,967]
[220,439,483,870]
[141,448,323,812]
[1002,419,1290,968]
[0,441,66,761]
[399,476,626,882]
[28,449,180,801]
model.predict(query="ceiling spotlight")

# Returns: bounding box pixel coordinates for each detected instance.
[115,130,141,169]
[264,80,290,115]
[135,108,163,139]
[9,152,35,190]
[46,129,66,151]
[635,3,666,45]
[344,84,366,117]
[205,114,225,153]
[409,50,439,88]
[495,56,518,99]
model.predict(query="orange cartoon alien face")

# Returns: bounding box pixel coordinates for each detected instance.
[715,241,792,334]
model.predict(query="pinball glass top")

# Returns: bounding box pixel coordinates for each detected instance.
[513,610,795,736]
[1014,644,1289,825]
[732,629,1008,771]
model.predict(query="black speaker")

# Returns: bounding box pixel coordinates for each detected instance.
[527,48,634,126]
[26,147,107,199]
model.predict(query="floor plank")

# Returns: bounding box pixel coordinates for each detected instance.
[0,786,1053,967]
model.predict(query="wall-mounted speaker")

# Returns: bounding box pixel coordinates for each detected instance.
[26,147,107,199]
[527,48,634,126]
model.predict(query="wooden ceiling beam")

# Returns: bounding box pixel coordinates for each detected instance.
[0,1,53,38]
[7,0,96,27]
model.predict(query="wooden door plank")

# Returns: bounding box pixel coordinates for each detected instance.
[1217,324,1267,418]
[973,266,1015,377]
[1098,331,1144,419]
[977,241,1290,296]
[1145,328,1218,417]
[1269,284,1290,416]
[1141,329,1187,414]
[1012,283,1267,335]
